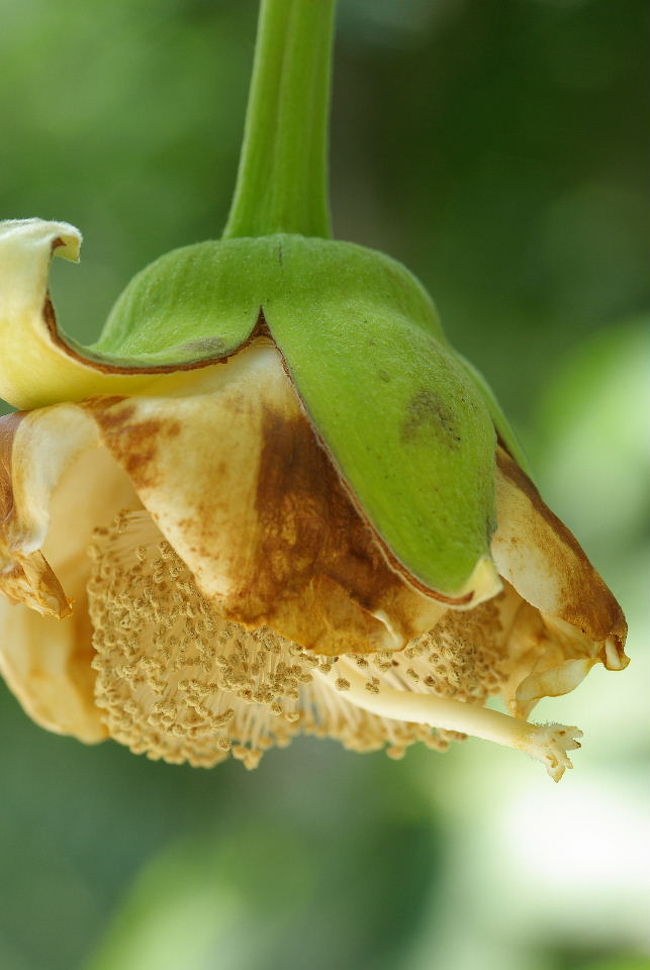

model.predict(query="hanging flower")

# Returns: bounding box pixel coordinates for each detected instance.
[0,0,627,780]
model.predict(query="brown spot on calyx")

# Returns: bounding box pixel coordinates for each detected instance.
[496,447,627,644]
[172,337,228,358]
[402,388,462,449]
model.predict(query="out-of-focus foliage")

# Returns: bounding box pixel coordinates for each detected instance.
[0,1,648,969]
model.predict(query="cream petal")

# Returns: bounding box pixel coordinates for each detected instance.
[84,339,447,655]
[0,403,139,605]
[0,597,105,742]
[0,406,96,615]
[488,593,599,718]
[492,446,628,669]
[514,658,598,720]
[0,219,105,408]
[0,403,139,741]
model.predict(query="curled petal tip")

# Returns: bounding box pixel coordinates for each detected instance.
[603,635,630,671]
[0,551,71,619]
[0,217,81,261]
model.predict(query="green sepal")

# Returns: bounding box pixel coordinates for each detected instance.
[98,233,501,598]
[94,241,266,366]
[263,237,497,597]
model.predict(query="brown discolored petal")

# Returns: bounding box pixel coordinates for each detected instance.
[492,446,628,673]
[85,340,446,655]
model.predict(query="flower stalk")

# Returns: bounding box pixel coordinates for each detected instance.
[223,0,337,240]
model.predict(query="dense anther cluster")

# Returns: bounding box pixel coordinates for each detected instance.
[88,510,512,768]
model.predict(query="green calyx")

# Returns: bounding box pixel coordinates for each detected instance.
[96,235,500,598]
[71,0,526,598]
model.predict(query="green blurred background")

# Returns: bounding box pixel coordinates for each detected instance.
[1,1,648,968]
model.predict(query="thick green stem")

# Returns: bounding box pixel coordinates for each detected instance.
[223,0,337,240]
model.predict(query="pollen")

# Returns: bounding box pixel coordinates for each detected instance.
[395,597,507,704]
[88,511,309,768]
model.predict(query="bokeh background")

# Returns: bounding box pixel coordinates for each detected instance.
[1,1,648,968]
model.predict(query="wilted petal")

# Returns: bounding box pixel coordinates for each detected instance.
[514,655,598,719]
[492,446,628,679]
[0,598,104,742]
[1,417,68,615]
[0,416,69,614]
[0,403,138,740]
[0,407,94,614]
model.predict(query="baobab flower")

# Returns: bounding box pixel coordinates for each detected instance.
[0,0,627,781]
